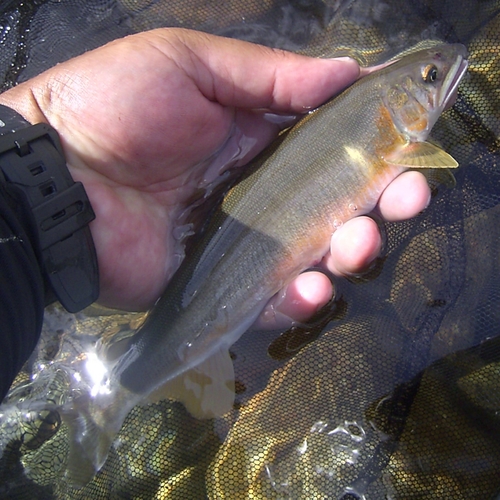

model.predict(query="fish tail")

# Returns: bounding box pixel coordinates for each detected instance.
[61,389,137,488]
[63,409,113,487]
[61,347,236,487]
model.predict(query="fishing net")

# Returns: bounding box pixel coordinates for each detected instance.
[1,0,499,498]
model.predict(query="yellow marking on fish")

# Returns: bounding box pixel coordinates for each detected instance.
[344,146,370,168]
[373,106,408,160]
[400,100,429,133]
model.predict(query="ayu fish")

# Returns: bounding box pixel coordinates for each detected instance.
[66,42,468,485]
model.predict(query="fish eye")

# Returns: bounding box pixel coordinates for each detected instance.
[422,64,438,83]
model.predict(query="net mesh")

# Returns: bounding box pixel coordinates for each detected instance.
[1,0,499,498]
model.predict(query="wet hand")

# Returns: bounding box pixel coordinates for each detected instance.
[0,28,429,325]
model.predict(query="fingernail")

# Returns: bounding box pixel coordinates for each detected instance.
[425,191,432,209]
[328,56,356,63]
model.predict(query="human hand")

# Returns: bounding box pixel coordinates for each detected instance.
[0,28,430,324]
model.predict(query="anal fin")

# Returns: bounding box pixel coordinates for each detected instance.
[148,348,235,419]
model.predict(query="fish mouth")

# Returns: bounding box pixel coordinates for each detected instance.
[440,54,469,110]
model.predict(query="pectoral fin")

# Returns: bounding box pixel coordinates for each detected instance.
[148,348,235,419]
[386,141,458,168]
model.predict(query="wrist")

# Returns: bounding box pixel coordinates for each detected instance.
[0,104,99,312]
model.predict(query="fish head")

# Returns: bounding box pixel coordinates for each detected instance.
[382,43,468,142]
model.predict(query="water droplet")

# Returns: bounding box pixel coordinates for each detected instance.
[296,438,308,455]
[333,219,343,229]
[327,420,366,442]
[310,420,328,433]
[349,203,358,212]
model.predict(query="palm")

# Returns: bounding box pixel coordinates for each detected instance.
[40,31,295,309]
[40,30,308,308]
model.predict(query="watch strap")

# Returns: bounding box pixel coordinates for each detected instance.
[0,117,99,312]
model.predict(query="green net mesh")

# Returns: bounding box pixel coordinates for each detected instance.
[1,0,499,498]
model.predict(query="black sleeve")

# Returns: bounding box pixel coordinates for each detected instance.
[0,182,45,400]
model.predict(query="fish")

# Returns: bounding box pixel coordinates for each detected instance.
[63,42,468,486]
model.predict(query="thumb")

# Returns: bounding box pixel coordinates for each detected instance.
[144,28,360,112]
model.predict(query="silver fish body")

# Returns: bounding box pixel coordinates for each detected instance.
[115,42,467,395]
[65,42,468,485]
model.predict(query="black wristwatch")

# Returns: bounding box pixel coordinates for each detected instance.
[0,105,99,312]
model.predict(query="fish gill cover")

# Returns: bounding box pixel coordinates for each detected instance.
[0,0,499,499]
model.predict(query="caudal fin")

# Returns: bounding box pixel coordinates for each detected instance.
[61,388,138,488]
[61,348,235,487]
